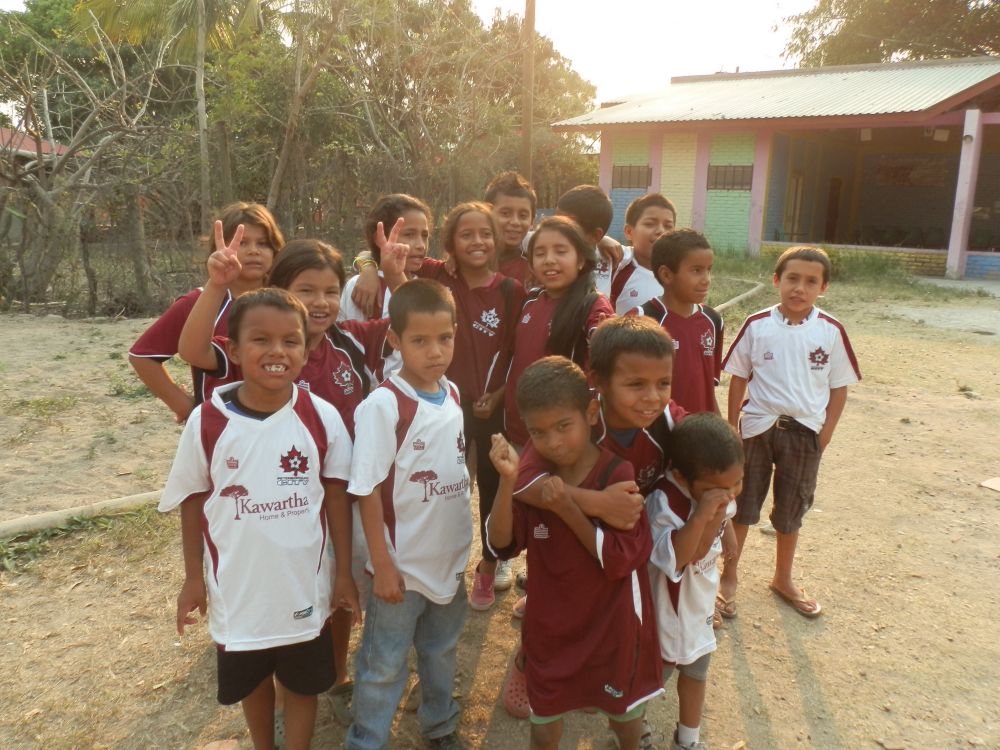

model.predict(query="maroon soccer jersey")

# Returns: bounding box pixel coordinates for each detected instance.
[637,298,723,414]
[504,291,615,446]
[498,254,532,288]
[129,287,234,403]
[416,259,526,402]
[594,396,688,494]
[499,446,663,717]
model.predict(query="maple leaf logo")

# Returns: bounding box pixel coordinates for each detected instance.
[279,446,309,476]
[480,308,500,329]
[809,347,830,367]
[220,484,250,520]
[409,470,438,502]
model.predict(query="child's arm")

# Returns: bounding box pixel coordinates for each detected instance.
[176,494,208,635]
[358,485,406,604]
[818,386,848,452]
[325,483,361,622]
[726,374,748,430]
[178,221,245,370]
[350,219,413,313]
[670,489,731,571]
[517,481,643,531]
[541,476,600,559]
[486,434,519,550]
[472,386,505,419]
[129,356,194,423]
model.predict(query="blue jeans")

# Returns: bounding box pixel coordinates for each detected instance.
[345,581,467,750]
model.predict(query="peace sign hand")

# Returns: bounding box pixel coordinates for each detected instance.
[206,220,245,287]
[375,217,411,281]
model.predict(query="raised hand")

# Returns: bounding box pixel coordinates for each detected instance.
[375,217,413,277]
[206,220,245,287]
[489,433,519,478]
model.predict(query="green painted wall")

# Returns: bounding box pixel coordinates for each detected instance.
[661,133,697,226]
[613,133,650,165]
[705,191,752,254]
[709,133,755,164]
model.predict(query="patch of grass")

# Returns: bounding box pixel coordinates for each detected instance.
[0,506,162,573]
[53,353,67,361]
[107,372,152,399]
[5,396,78,419]
[108,352,122,360]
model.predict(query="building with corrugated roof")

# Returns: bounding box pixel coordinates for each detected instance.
[554,57,1000,279]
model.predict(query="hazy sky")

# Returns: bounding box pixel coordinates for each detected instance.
[1,0,818,103]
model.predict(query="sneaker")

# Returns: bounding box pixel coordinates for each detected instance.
[494,559,514,591]
[637,718,663,750]
[426,732,466,749]
[470,570,495,611]
[671,728,707,750]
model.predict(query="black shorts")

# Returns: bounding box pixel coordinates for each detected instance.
[216,620,335,705]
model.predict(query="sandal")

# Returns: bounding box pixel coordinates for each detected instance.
[502,650,530,719]
[715,593,737,620]
[328,680,353,726]
[769,584,822,618]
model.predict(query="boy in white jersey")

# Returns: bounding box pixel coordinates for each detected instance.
[161,287,356,750]
[346,279,472,750]
[646,413,743,750]
[719,246,861,619]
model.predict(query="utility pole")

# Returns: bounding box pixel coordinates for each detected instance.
[520,0,535,183]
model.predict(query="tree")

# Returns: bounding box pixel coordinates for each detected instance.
[409,470,438,503]
[784,0,1000,66]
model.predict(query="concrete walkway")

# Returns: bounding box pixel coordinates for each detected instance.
[916,276,1000,298]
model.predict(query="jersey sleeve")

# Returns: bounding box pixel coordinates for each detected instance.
[205,335,234,379]
[486,278,527,396]
[159,407,210,512]
[414,257,446,280]
[645,485,687,583]
[513,442,552,495]
[585,294,616,339]
[722,316,755,378]
[346,389,399,497]
[129,291,198,360]
[338,318,392,383]
[314,397,353,484]
[828,326,861,388]
[707,306,725,385]
[486,499,530,561]
[594,461,652,579]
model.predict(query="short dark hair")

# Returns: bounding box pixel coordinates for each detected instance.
[516,356,592,417]
[670,413,744,483]
[484,171,537,215]
[556,185,613,237]
[214,202,284,255]
[441,201,499,259]
[589,316,674,380]
[774,245,831,284]
[388,278,456,334]
[268,239,346,290]
[364,194,432,262]
[651,228,712,275]
[228,287,308,342]
[625,193,677,228]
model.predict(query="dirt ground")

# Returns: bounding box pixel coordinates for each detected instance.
[1,279,999,749]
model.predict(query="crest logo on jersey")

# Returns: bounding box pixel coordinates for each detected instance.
[700,330,715,356]
[809,347,830,369]
[221,484,251,520]
[473,308,500,337]
[293,606,313,620]
[332,363,355,395]
[296,379,311,391]
[596,258,610,275]
[521,312,531,324]
[457,431,466,463]
[410,470,439,502]
[533,523,549,540]
[603,683,624,699]
[280,446,309,476]
[764,351,774,360]
[637,464,658,490]
[412,438,425,451]
[226,456,239,469]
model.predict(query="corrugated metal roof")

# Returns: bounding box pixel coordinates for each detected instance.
[554,57,1000,129]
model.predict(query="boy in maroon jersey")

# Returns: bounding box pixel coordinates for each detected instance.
[640,229,723,415]
[484,171,536,287]
[488,357,662,750]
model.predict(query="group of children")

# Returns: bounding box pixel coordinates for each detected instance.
[140,171,860,750]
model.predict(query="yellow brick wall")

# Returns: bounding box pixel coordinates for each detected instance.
[661,133,697,227]
[759,242,948,277]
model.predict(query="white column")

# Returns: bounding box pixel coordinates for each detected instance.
[946,109,983,279]
[747,131,772,257]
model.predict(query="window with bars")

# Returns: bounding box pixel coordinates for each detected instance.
[612,165,652,189]
[708,164,753,191]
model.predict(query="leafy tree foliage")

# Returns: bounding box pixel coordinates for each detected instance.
[784,0,1000,66]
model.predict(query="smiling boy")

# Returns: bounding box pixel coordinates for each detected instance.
[611,194,677,314]
[719,246,861,619]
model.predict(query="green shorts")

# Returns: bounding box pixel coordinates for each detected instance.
[530,702,646,725]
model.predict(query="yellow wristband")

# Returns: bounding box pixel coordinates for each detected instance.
[353,255,377,271]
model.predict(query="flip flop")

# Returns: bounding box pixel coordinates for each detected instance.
[328,681,353,726]
[769,584,822,618]
[715,593,737,619]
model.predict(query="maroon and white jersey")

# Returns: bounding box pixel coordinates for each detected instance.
[496,446,663,717]
[646,474,735,664]
[129,287,234,403]
[416,258,527,401]
[635,298,724,415]
[504,291,615,446]
[498,253,533,289]
[594,394,688,494]
[723,305,861,438]
[159,382,353,651]
[348,374,472,604]
[609,251,661,315]
[339,272,390,323]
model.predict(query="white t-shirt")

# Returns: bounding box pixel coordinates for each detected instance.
[723,305,861,438]
[646,474,736,664]
[339,272,391,323]
[611,253,662,314]
[160,383,353,650]
[348,375,472,604]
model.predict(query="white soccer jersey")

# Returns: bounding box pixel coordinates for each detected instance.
[348,374,472,604]
[160,383,353,651]
[611,255,662,314]
[339,273,392,323]
[723,305,861,438]
[646,474,736,664]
